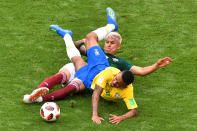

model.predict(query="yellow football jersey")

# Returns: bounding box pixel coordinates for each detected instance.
[91,67,138,110]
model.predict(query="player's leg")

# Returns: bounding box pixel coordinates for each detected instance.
[59,63,75,84]
[25,78,86,103]
[23,64,85,103]
[23,72,68,103]
[23,87,49,103]
[58,64,86,92]
[40,79,86,102]
[36,72,67,90]
[23,63,74,103]
[23,73,68,103]
[85,7,118,50]
[49,25,87,71]
[74,7,119,55]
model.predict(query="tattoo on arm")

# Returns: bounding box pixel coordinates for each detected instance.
[92,84,103,115]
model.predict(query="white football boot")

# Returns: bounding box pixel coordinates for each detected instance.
[23,87,49,103]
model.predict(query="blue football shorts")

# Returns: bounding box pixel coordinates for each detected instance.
[75,46,110,91]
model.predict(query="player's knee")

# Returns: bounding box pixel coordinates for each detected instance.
[86,32,92,40]
[85,33,98,49]
[86,32,97,42]
[59,66,67,73]
[72,78,86,92]
[59,67,65,73]
[58,67,71,81]
[72,59,86,71]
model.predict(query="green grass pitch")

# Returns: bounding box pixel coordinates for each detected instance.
[0,0,197,130]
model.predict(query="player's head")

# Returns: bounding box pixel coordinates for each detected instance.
[122,70,134,85]
[104,32,122,55]
[111,70,134,88]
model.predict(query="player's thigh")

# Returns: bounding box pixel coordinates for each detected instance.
[72,57,87,71]
[85,32,99,50]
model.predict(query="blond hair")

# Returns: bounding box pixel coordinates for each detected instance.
[105,32,122,44]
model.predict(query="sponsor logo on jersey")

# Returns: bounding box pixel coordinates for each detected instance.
[98,76,104,84]
[94,49,100,56]
[112,58,119,62]
[106,91,110,96]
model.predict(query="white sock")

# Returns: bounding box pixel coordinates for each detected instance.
[63,34,81,60]
[93,24,115,41]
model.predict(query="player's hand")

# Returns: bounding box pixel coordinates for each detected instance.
[92,115,104,124]
[109,114,123,124]
[157,57,172,67]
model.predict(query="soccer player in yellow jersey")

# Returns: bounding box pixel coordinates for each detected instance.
[91,67,137,110]
[91,67,137,124]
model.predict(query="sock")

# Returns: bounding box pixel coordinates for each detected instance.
[93,24,115,41]
[63,34,81,60]
[57,29,66,38]
[42,81,79,101]
[37,72,67,90]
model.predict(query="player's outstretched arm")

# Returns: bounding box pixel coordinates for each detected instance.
[92,84,104,124]
[131,57,172,76]
[109,108,138,124]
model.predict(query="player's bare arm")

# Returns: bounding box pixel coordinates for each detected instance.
[74,39,85,48]
[92,84,104,124]
[109,108,138,124]
[74,39,87,56]
[131,57,172,76]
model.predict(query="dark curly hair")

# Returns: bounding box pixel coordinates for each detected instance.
[122,70,134,85]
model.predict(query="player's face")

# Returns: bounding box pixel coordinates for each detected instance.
[104,37,121,55]
[111,72,126,88]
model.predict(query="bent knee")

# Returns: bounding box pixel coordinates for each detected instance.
[85,33,99,49]
[59,67,71,79]
[72,79,86,92]
[86,32,97,40]
[59,63,76,82]
[86,33,98,43]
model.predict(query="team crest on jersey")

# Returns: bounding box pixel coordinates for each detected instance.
[115,93,120,98]
[112,58,119,62]
[106,91,110,96]
[94,49,100,56]
[98,76,104,84]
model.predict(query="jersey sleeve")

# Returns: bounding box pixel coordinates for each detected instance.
[123,98,138,110]
[122,85,138,110]
[95,69,111,88]
[118,58,134,71]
